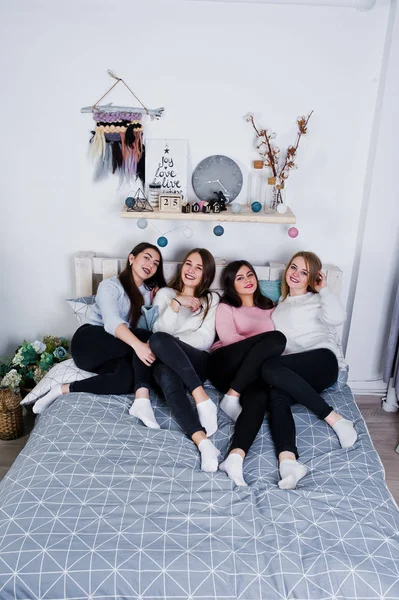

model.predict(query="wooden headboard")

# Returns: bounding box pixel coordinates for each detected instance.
[74,252,343,297]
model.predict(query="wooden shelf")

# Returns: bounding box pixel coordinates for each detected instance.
[121,204,296,224]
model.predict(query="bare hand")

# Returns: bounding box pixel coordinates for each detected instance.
[134,341,156,366]
[314,271,327,292]
[176,295,201,312]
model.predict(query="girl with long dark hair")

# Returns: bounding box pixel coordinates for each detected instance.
[209,254,356,489]
[149,248,221,472]
[33,243,166,428]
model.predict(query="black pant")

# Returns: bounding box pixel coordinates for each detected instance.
[149,332,209,438]
[210,336,338,457]
[70,324,152,395]
[265,349,338,458]
[229,380,269,454]
[208,331,287,394]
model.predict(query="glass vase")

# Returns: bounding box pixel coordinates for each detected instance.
[264,178,287,214]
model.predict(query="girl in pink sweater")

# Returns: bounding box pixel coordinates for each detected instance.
[209,257,356,489]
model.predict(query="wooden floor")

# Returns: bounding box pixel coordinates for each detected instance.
[1,399,398,505]
[355,395,399,505]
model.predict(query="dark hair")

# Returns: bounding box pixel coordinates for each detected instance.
[220,260,274,309]
[169,248,216,322]
[119,242,166,328]
[281,251,322,300]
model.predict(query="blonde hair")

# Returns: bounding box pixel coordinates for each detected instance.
[281,251,322,300]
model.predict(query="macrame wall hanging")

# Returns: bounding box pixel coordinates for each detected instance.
[81,70,164,186]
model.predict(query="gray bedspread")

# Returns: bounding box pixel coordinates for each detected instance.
[0,383,398,600]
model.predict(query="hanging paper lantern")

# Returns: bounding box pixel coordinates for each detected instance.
[157,236,168,247]
[183,227,194,238]
[213,225,224,237]
[288,227,299,238]
[125,196,136,209]
[137,219,148,230]
[251,202,262,213]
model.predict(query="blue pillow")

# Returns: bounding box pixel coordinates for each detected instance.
[258,280,282,303]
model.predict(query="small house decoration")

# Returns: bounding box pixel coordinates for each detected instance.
[191,202,200,213]
[202,202,211,214]
[211,201,221,214]
[181,203,191,214]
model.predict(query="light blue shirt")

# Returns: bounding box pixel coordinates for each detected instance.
[87,277,150,336]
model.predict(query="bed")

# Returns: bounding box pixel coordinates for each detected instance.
[0,255,398,600]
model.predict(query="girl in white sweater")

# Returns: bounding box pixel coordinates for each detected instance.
[149,248,220,473]
[266,251,357,488]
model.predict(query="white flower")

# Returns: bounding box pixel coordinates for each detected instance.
[243,112,254,122]
[12,349,23,366]
[1,369,22,392]
[32,340,46,354]
[269,132,277,140]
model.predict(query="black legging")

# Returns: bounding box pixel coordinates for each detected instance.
[209,333,338,457]
[265,349,338,458]
[228,349,338,458]
[70,324,152,395]
[149,332,209,438]
[208,331,287,394]
[229,380,269,454]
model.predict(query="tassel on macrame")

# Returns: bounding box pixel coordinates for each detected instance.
[81,69,164,185]
[88,112,145,185]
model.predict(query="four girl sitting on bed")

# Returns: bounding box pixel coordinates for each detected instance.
[33,243,357,489]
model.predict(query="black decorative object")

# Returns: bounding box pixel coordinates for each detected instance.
[211,201,221,214]
[191,202,200,213]
[202,202,211,214]
[181,203,191,213]
[210,191,228,211]
[126,189,154,212]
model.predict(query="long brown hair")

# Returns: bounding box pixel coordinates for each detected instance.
[220,260,274,309]
[169,248,216,322]
[281,251,322,300]
[119,243,166,328]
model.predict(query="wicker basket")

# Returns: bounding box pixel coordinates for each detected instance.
[0,388,24,440]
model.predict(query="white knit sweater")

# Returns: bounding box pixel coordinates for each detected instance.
[152,288,219,352]
[271,287,346,368]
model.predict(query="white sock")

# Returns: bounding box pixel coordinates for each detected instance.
[198,438,220,472]
[220,394,242,422]
[332,418,357,448]
[196,399,218,437]
[219,453,247,487]
[32,385,63,414]
[278,459,308,490]
[129,397,160,429]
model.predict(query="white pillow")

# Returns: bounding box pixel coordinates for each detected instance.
[66,296,95,326]
[21,358,95,405]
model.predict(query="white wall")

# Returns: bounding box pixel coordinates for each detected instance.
[345,0,399,389]
[0,0,393,385]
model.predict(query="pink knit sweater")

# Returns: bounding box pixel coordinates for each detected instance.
[211,303,275,351]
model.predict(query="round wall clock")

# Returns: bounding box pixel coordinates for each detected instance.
[192,155,243,203]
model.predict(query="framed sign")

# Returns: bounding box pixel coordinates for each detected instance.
[159,193,182,212]
[145,139,188,203]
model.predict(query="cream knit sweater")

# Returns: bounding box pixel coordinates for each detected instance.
[271,287,346,368]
